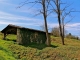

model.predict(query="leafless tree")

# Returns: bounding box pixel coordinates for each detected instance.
[51,27,60,37]
[17,0,51,46]
[50,0,74,45]
[51,27,67,37]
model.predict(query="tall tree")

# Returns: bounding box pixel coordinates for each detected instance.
[41,0,50,46]
[51,0,73,45]
[18,0,51,46]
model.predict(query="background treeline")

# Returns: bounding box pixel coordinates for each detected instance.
[51,27,79,40]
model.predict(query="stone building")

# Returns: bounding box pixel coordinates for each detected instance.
[1,24,46,45]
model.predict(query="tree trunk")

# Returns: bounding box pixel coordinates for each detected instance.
[44,16,50,46]
[42,0,50,46]
[58,15,65,45]
[3,33,6,40]
[62,20,65,45]
[57,0,65,45]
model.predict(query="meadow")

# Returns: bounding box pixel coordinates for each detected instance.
[0,33,80,60]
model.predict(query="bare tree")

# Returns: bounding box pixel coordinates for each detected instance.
[41,0,51,46]
[18,0,51,46]
[51,0,74,45]
[51,27,67,37]
[51,27,60,37]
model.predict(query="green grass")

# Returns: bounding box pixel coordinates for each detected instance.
[6,34,16,41]
[0,33,80,60]
[0,40,16,60]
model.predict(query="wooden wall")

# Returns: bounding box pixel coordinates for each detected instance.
[17,28,46,45]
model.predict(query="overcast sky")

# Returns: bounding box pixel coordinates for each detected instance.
[0,0,80,37]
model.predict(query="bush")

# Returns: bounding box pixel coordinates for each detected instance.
[66,33,79,40]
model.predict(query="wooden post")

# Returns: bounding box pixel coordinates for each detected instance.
[17,28,19,44]
[17,28,22,44]
[3,33,6,40]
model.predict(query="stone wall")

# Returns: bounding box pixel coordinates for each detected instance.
[17,28,46,45]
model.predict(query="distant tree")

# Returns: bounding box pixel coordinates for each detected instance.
[76,37,79,40]
[66,33,79,40]
[51,27,67,37]
[51,27,60,37]
[66,33,72,39]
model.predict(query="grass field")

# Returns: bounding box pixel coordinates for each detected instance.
[0,33,80,60]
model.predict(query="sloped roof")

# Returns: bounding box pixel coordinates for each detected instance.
[1,24,46,34]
